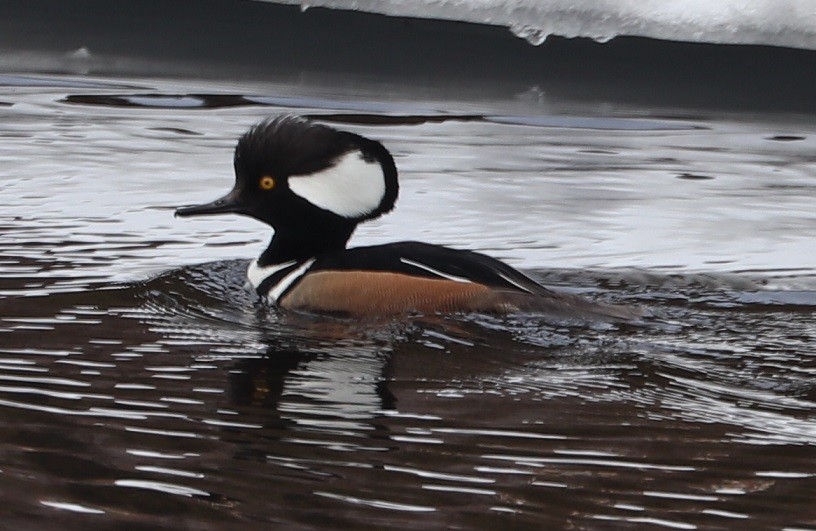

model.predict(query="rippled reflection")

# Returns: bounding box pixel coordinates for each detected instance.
[1,74,816,529]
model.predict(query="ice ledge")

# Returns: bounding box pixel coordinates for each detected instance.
[269,0,816,51]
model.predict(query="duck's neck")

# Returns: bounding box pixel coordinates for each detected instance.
[257,223,356,266]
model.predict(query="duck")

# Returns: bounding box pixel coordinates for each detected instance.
[176,115,640,321]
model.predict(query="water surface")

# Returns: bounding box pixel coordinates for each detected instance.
[1,74,815,529]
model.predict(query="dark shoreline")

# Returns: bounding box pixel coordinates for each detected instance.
[3,0,816,113]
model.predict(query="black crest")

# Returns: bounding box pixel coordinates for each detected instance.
[233,115,399,221]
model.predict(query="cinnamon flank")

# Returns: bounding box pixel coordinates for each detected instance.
[279,270,516,316]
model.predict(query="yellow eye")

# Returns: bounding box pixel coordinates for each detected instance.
[259,175,275,190]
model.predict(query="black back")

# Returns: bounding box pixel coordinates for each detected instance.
[310,241,556,296]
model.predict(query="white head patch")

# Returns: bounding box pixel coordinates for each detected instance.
[288,150,386,218]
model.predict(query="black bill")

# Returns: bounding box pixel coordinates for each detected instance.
[175,188,243,218]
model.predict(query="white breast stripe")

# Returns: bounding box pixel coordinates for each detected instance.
[247,259,297,290]
[399,258,472,283]
[498,272,535,294]
[269,258,316,302]
[289,150,385,218]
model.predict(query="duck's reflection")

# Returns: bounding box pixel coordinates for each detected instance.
[227,342,397,424]
[224,312,547,427]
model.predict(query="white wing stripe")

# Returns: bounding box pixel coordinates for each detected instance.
[498,272,535,294]
[399,258,472,283]
[247,259,297,290]
[269,258,316,302]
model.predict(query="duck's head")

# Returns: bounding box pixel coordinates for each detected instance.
[175,115,399,231]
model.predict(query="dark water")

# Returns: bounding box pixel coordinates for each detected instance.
[2,73,816,529]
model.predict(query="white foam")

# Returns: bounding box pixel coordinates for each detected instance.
[270,0,816,51]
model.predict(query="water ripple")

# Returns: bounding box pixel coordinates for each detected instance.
[2,75,816,529]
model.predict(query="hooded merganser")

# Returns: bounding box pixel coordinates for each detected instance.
[176,115,639,321]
